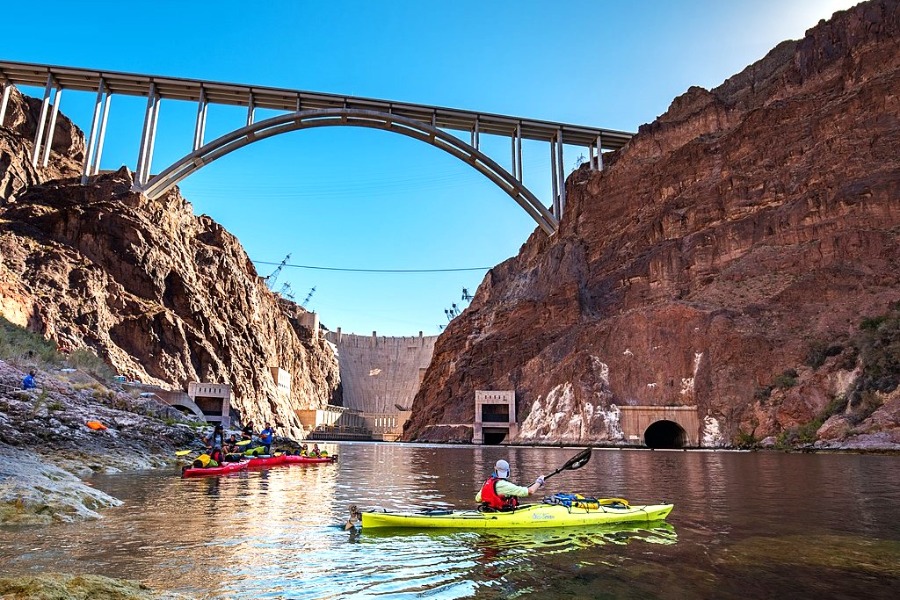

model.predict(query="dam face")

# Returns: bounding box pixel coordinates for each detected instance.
[324,329,437,438]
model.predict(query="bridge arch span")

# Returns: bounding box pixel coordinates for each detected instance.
[137,108,559,235]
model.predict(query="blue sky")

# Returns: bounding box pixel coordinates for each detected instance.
[2,1,857,336]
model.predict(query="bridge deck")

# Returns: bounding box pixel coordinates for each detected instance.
[0,60,632,150]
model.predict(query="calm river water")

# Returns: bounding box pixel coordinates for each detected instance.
[1,444,898,599]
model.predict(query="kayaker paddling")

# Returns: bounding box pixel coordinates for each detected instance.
[354,448,675,529]
[475,459,545,511]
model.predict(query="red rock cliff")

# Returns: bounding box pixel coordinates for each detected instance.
[0,86,339,438]
[403,0,900,447]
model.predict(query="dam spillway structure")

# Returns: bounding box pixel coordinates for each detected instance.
[323,329,437,441]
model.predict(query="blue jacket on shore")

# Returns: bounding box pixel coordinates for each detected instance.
[22,373,36,389]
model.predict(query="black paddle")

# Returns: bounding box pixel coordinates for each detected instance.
[543,446,592,482]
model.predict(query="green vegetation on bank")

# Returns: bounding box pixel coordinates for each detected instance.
[737,303,900,449]
[0,316,113,380]
[779,303,900,448]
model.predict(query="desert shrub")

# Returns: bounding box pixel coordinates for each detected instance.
[776,419,822,449]
[0,316,60,366]
[734,430,759,449]
[796,419,823,444]
[847,390,885,425]
[805,341,827,369]
[836,346,859,371]
[805,341,844,369]
[822,395,847,420]
[754,385,774,402]
[66,347,115,380]
[860,315,887,331]
[773,369,799,389]
[855,309,900,392]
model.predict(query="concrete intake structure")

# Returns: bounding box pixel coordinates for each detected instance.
[324,329,437,440]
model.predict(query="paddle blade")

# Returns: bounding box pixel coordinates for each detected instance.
[565,447,592,471]
[175,450,193,456]
[236,439,252,446]
[544,447,592,480]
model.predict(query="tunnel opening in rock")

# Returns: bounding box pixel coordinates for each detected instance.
[482,429,508,445]
[644,420,688,449]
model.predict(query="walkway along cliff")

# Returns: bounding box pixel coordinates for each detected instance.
[402,0,900,449]
[0,85,340,440]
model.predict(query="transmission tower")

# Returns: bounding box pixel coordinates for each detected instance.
[301,286,316,308]
[461,287,473,301]
[265,253,291,289]
[444,303,461,321]
[278,282,295,300]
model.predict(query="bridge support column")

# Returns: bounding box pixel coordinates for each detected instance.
[550,134,559,218]
[31,75,55,167]
[135,83,160,185]
[246,92,256,126]
[0,78,11,128]
[93,90,112,177]
[511,123,523,182]
[556,128,566,217]
[40,87,63,168]
[193,87,208,151]
[592,133,604,170]
[82,79,110,184]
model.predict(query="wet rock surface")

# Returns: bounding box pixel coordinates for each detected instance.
[0,573,186,600]
[0,359,200,524]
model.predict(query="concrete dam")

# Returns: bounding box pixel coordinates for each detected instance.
[319,329,437,440]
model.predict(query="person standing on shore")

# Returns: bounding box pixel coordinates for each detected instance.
[22,370,36,390]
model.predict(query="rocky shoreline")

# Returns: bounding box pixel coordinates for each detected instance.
[0,358,201,525]
[0,573,188,600]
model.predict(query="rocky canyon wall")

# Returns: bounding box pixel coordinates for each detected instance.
[404,0,900,448]
[0,85,339,439]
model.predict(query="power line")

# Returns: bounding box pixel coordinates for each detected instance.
[252,260,491,273]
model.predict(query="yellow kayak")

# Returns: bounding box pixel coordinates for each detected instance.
[361,500,673,529]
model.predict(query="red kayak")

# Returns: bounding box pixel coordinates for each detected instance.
[182,460,248,478]
[246,454,288,468]
[283,455,337,465]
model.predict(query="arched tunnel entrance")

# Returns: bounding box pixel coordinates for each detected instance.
[644,420,688,449]
[482,429,508,445]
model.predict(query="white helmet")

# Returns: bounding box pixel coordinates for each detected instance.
[494,459,510,479]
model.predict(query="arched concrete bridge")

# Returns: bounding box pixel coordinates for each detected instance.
[0,60,633,235]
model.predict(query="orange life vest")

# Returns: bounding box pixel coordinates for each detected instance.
[479,477,519,511]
